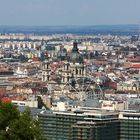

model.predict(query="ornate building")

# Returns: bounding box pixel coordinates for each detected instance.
[42,41,103,100]
[42,41,86,84]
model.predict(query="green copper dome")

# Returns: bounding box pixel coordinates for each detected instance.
[70,42,83,63]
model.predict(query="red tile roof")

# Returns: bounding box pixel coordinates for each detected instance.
[130,64,140,69]
[1,97,13,103]
[0,88,6,96]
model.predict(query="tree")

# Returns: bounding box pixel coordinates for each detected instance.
[8,108,43,140]
[37,96,48,109]
[0,101,45,140]
[0,101,19,130]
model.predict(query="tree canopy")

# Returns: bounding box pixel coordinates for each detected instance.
[0,101,45,140]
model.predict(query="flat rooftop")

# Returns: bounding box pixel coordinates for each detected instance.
[40,107,119,117]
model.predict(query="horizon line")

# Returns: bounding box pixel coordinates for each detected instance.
[0,24,138,27]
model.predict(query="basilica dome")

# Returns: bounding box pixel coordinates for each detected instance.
[70,42,83,63]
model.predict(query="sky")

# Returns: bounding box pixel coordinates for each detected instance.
[0,0,140,26]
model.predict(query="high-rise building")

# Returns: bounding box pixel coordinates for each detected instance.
[39,108,140,140]
[119,111,140,140]
[38,108,119,140]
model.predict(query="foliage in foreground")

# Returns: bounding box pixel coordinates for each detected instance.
[0,101,46,140]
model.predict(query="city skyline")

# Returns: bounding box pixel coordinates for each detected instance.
[0,0,140,26]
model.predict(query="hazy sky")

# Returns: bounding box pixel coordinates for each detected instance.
[0,0,140,26]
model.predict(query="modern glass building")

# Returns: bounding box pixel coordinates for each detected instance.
[38,107,119,140]
[39,107,140,140]
[119,111,140,140]
[72,121,119,140]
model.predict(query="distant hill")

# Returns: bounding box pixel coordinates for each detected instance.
[0,24,138,36]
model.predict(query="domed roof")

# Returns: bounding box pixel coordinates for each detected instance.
[70,41,83,63]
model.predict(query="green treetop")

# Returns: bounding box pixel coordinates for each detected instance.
[0,101,46,140]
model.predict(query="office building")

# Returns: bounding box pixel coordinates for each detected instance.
[38,107,119,140]
[119,111,140,140]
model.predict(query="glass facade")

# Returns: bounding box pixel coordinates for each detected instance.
[120,118,140,140]
[39,113,84,140]
[38,110,140,140]
[38,110,119,140]
[72,121,119,140]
